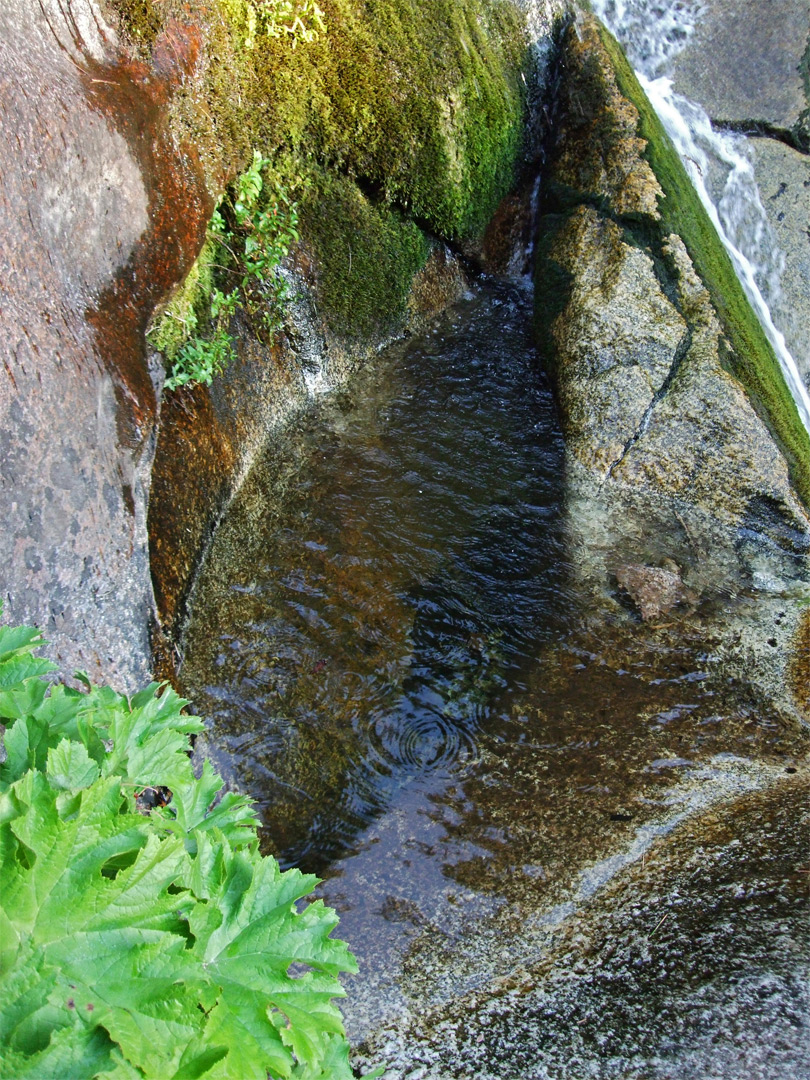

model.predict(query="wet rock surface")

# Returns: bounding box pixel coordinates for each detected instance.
[0,0,207,687]
[536,15,810,537]
[662,0,810,385]
[354,770,810,1079]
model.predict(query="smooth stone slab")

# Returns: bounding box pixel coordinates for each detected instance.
[673,0,810,131]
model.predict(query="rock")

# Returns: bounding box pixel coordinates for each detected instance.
[1,0,566,683]
[352,770,810,1078]
[546,16,663,219]
[654,0,810,395]
[0,0,208,688]
[543,205,687,478]
[751,137,810,386]
[615,562,685,620]
[672,0,810,139]
[536,14,810,543]
[613,234,809,532]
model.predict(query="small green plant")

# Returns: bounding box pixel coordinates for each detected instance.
[0,614,378,1079]
[152,151,301,392]
[163,327,236,391]
[231,0,326,50]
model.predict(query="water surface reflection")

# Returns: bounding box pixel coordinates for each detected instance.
[181,281,569,868]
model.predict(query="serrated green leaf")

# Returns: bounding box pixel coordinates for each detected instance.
[0,616,359,1079]
[0,713,50,787]
[0,673,49,722]
[289,1031,379,1079]
[0,655,54,693]
[186,840,356,1076]
[159,759,257,851]
[170,1036,229,1080]
[0,621,48,659]
[0,941,55,1050]
[0,1023,113,1080]
[46,739,99,791]
[202,996,290,1079]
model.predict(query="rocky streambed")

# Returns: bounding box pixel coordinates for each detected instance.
[179,275,810,1077]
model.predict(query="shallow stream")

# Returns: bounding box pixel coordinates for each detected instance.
[180,278,809,1075]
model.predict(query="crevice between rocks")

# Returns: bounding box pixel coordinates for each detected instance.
[710,117,809,156]
[602,320,692,486]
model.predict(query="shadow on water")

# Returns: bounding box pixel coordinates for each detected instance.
[180,279,570,870]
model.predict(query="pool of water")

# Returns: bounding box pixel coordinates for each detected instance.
[181,279,570,870]
[179,276,809,1063]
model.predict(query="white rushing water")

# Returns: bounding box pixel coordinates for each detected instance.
[591,0,810,433]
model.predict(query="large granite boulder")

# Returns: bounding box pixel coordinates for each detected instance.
[537,13,810,547]
[0,0,208,688]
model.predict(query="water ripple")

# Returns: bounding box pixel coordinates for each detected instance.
[181,280,568,867]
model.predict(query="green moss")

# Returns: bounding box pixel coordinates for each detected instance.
[599,27,810,508]
[148,238,217,363]
[301,170,431,338]
[105,0,165,49]
[116,0,531,349]
[176,0,528,243]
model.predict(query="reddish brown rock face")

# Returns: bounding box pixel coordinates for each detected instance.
[0,0,208,687]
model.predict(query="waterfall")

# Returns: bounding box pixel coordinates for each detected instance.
[591,0,810,434]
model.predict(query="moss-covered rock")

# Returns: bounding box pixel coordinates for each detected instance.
[536,14,810,520]
[299,170,431,339]
[599,26,810,510]
[98,0,548,647]
[111,0,530,241]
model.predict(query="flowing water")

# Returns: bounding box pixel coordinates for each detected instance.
[591,0,810,430]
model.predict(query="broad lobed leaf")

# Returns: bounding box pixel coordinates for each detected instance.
[0,617,364,1079]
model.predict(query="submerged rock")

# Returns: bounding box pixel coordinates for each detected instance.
[614,561,686,621]
[353,769,810,1079]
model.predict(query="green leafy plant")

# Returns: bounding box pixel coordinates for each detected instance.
[0,615,378,1079]
[163,328,236,392]
[152,151,301,393]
